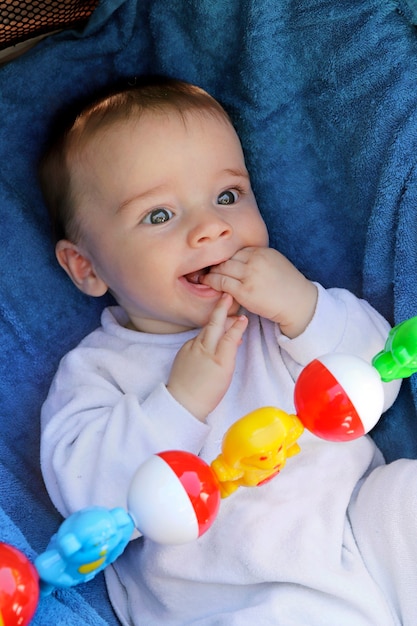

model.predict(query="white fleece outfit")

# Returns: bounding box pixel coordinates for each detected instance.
[42,285,413,626]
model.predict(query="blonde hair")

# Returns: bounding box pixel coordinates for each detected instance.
[39,77,232,242]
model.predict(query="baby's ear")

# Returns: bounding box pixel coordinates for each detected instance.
[55,240,108,297]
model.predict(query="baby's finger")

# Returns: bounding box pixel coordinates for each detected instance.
[226,247,256,262]
[209,258,246,280]
[201,271,242,297]
[198,293,232,351]
[216,314,248,358]
[224,314,243,332]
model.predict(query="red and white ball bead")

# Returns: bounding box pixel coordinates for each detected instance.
[294,353,384,441]
[128,450,220,544]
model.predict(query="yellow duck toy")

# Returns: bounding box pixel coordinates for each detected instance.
[211,407,304,498]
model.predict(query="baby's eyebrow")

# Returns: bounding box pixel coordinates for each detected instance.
[116,184,168,214]
[222,168,250,180]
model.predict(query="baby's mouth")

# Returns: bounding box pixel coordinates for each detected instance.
[183,266,211,285]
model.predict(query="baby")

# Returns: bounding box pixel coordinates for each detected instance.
[40,77,412,626]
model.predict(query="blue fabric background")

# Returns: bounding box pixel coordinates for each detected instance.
[1,0,417,622]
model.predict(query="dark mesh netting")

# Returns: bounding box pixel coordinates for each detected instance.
[0,0,99,50]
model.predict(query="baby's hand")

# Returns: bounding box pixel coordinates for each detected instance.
[201,247,318,338]
[167,294,248,421]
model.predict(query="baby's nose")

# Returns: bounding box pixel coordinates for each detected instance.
[187,214,233,247]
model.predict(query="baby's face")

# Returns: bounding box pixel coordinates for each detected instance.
[72,110,268,333]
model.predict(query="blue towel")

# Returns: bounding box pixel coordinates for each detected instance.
[1,0,417,621]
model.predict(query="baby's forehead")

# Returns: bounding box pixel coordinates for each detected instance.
[74,107,238,167]
[72,103,244,193]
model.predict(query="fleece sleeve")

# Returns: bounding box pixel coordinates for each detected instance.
[41,351,209,518]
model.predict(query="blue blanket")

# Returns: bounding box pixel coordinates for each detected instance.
[1,0,417,622]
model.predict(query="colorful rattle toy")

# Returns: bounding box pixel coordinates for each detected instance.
[2,316,417,624]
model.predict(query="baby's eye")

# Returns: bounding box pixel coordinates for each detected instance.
[142,208,174,224]
[217,189,238,205]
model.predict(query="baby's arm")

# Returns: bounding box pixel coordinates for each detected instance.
[167,293,248,421]
[41,297,245,518]
[200,247,318,338]
[41,355,210,519]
